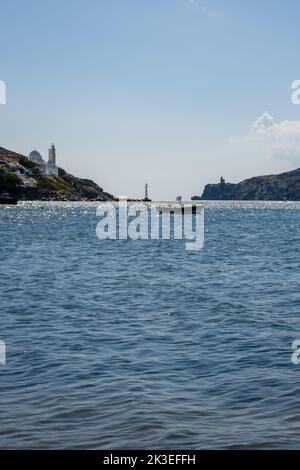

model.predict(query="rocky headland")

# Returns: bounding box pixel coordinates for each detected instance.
[0,146,113,201]
[198,170,300,201]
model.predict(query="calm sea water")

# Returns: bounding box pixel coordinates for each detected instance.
[1,201,300,449]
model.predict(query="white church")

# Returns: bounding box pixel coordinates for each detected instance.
[28,143,58,176]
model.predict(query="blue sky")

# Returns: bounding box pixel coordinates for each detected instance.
[1,0,300,199]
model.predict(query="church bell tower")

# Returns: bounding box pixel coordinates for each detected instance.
[48,143,56,165]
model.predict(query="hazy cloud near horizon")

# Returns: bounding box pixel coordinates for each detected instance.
[230,112,300,168]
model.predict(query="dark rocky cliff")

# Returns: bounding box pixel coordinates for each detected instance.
[200,170,300,201]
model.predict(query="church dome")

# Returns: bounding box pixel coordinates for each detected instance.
[29,150,42,159]
[29,150,43,164]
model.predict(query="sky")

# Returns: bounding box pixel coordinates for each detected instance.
[1,0,300,199]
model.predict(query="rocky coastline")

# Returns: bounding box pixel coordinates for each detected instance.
[0,146,113,201]
[197,170,300,201]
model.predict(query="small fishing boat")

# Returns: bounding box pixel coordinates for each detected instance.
[155,202,203,214]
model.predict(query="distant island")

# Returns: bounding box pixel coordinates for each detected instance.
[193,170,300,201]
[0,146,113,201]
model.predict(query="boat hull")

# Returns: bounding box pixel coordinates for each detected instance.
[155,203,203,214]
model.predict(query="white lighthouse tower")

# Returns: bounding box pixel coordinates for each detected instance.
[143,183,151,202]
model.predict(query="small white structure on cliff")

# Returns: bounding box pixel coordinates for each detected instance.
[28,143,58,176]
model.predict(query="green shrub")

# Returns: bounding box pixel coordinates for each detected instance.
[0,168,22,195]
[18,156,38,170]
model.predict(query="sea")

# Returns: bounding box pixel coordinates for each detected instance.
[1,201,300,449]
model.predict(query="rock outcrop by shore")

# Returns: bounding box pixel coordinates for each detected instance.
[200,169,300,201]
[0,146,113,201]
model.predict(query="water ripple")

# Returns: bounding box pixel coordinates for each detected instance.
[1,201,300,449]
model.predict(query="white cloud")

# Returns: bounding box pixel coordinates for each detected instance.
[252,111,275,131]
[186,0,218,18]
[230,112,300,165]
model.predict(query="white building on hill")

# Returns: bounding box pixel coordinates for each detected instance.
[28,143,58,176]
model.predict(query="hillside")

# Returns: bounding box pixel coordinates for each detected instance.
[200,169,300,201]
[0,147,113,201]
